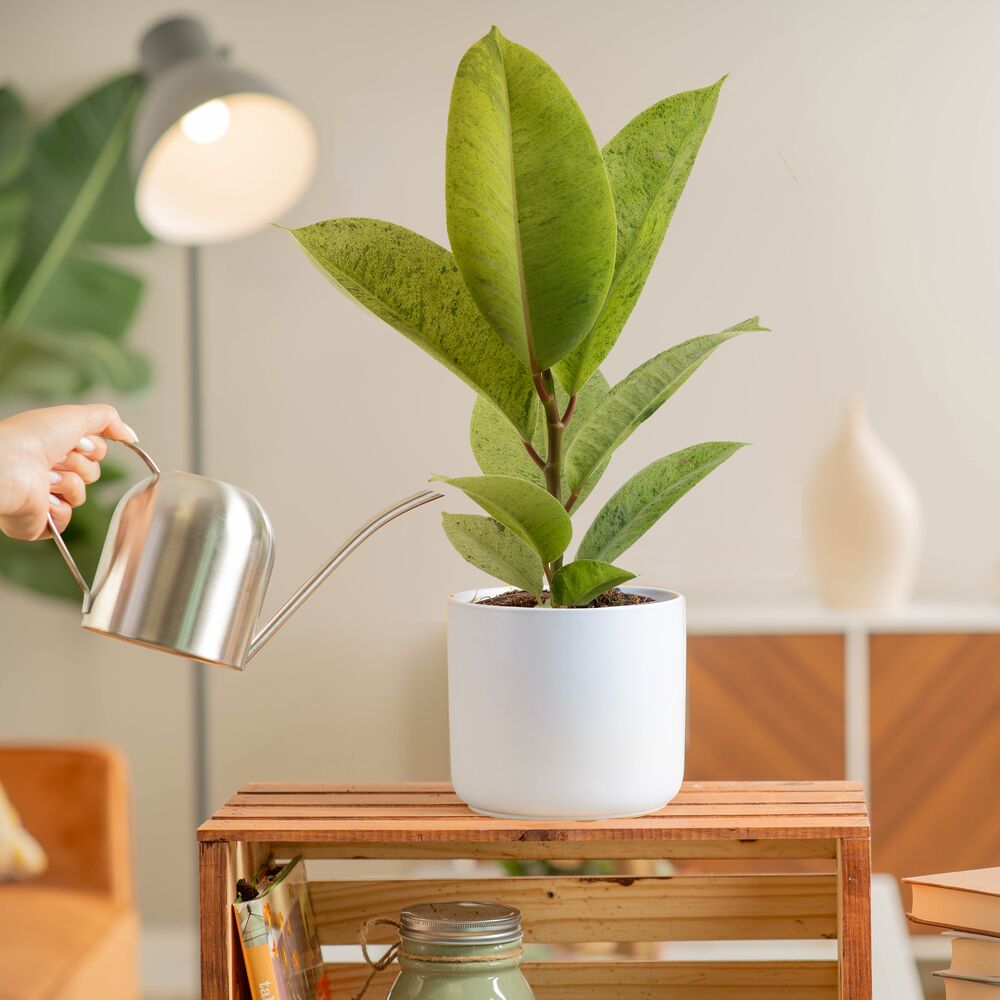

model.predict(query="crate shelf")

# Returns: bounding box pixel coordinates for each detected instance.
[198,780,871,999]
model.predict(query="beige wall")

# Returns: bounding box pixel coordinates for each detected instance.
[3,0,1000,929]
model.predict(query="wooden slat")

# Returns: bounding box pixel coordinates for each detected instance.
[230,788,867,806]
[240,781,455,794]
[198,816,868,845]
[324,960,839,999]
[268,837,841,861]
[200,841,258,1000]
[309,874,838,943]
[238,780,862,795]
[837,838,872,999]
[216,803,867,821]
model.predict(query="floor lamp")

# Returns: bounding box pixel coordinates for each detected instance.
[130,17,317,823]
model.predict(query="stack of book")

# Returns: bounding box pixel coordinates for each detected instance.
[904,867,1000,998]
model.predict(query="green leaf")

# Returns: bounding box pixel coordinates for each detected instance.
[0,488,115,602]
[550,559,635,607]
[0,88,30,307]
[578,441,746,563]
[82,150,151,245]
[431,474,572,564]
[470,369,611,508]
[28,257,143,341]
[446,26,616,370]
[0,188,29,301]
[555,80,724,392]
[442,513,544,597]
[565,318,765,497]
[0,346,84,398]
[0,87,29,186]
[5,74,145,328]
[289,218,536,439]
[0,325,150,398]
[0,76,150,604]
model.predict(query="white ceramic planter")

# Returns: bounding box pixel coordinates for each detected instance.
[447,586,686,820]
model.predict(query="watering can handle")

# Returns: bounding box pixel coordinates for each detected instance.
[47,440,161,612]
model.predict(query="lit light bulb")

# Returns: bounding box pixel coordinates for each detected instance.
[180,99,231,144]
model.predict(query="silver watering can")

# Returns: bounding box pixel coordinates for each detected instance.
[48,440,442,670]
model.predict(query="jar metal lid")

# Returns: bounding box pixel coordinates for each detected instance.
[399,902,522,946]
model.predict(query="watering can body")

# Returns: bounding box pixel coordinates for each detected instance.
[49,441,441,670]
[84,470,274,669]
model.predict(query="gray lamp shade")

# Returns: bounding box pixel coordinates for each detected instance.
[132,17,317,245]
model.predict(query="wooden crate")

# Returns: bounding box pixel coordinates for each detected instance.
[198,780,872,1000]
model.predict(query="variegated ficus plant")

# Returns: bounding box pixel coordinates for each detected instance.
[290,28,764,608]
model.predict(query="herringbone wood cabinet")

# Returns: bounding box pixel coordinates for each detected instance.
[686,631,1000,927]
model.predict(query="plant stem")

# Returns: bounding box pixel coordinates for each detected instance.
[529,370,578,594]
[536,369,566,574]
[532,371,551,403]
[561,393,577,425]
[539,372,563,502]
[523,440,546,470]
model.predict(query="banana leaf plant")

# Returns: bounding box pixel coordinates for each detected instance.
[291,27,765,607]
[0,74,152,600]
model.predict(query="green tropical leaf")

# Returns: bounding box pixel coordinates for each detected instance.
[442,513,544,597]
[470,370,611,509]
[0,346,82,398]
[0,189,29,301]
[446,26,616,370]
[565,318,765,498]
[578,441,746,563]
[0,88,30,306]
[0,87,29,186]
[0,76,151,604]
[550,558,635,607]
[0,325,150,398]
[83,150,152,245]
[289,218,536,439]
[28,258,143,341]
[555,80,724,392]
[0,487,115,602]
[5,74,147,329]
[432,474,571,564]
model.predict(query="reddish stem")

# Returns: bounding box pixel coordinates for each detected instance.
[523,440,546,470]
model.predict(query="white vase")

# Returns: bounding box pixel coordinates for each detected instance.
[806,400,922,610]
[447,586,686,820]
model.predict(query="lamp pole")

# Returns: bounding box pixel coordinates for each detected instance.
[186,245,209,824]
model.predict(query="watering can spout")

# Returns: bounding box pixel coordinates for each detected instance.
[244,490,444,662]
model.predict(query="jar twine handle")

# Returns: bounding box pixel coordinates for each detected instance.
[351,917,402,1000]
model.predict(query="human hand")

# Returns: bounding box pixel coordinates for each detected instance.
[0,404,138,541]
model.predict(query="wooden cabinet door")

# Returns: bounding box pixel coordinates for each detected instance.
[870,633,1000,922]
[687,635,845,781]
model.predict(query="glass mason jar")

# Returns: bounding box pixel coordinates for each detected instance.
[384,902,535,1000]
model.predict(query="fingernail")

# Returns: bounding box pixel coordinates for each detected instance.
[78,436,96,453]
[49,494,62,507]
[121,423,138,443]
[49,471,63,484]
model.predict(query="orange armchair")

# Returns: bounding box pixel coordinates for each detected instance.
[0,745,139,999]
